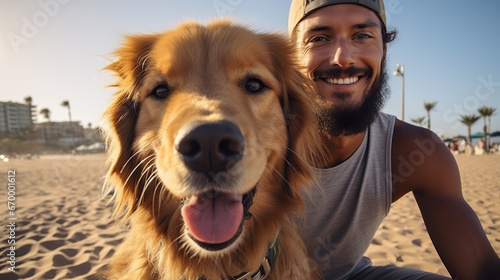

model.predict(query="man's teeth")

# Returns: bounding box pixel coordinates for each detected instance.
[325,76,359,85]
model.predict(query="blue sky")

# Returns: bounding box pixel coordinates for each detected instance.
[1,0,499,138]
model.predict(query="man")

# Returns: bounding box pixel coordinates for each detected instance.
[288,0,500,279]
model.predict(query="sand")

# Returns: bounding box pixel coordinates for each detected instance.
[366,154,500,277]
[0,154,125,280]
[0,153,499,279]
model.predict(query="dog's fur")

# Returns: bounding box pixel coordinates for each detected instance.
[102,20,323,280]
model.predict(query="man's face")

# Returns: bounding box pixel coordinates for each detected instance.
[294,4,388,136]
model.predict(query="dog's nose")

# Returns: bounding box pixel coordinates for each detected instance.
[175,121,244,174]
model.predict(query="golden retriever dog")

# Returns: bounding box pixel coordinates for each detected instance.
[102,20,323,280]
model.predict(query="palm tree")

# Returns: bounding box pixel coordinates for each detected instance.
[459,114,481,147]
[39,108,51,122]
[477,106,496,150]
[411,116,426,127]
[23,96,35,142]
[61,100,74,148]
[24,96,33,123]
[24,96,32,106]
[40,108,51,143]
[423,102,437,130]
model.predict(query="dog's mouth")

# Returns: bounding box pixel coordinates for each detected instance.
[181,188,256,251]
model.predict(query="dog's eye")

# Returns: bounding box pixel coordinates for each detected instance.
[244,78,266,94]
[150,85,171,99]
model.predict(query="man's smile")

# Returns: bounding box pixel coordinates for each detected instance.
[323,76,360,85]
[313,66,371,89]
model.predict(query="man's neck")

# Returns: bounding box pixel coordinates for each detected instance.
[316,130,367,168]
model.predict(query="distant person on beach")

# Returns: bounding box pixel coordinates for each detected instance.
[475,139,486,155]
[478,139,485,149]
[288,0,500,279]
[449,142,457,152]
[458,139,467,153]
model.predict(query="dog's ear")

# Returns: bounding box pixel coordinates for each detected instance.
[261,33,324,201]
[102,34,159,217]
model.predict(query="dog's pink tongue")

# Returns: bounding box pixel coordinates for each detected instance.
[182,192,243,244]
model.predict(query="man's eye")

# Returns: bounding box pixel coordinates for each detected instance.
[355,33,373,40]
[309,36,327,43]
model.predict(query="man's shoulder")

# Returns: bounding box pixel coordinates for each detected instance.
[392,119,446,158]
[391,119,458,198]
[393,119,437,139]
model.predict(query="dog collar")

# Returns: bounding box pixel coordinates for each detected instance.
[199,238,278,280]
[229,238,277,280]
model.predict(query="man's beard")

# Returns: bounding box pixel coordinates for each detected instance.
[313,65,390,137]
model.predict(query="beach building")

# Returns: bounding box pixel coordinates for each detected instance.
[0,101,34,136]
[34,121,85,147]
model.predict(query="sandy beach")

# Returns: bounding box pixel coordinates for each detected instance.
[366,154,500,277]
[0,153,499,279]
[0,154,125,280]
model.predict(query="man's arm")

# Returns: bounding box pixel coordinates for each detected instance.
[392,120,500,280]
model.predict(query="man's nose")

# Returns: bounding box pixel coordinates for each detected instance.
[329,39,355,68]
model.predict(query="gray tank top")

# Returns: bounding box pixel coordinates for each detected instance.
[299,112,396,279]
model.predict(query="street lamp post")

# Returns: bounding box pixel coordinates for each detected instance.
[393,64,405,121]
